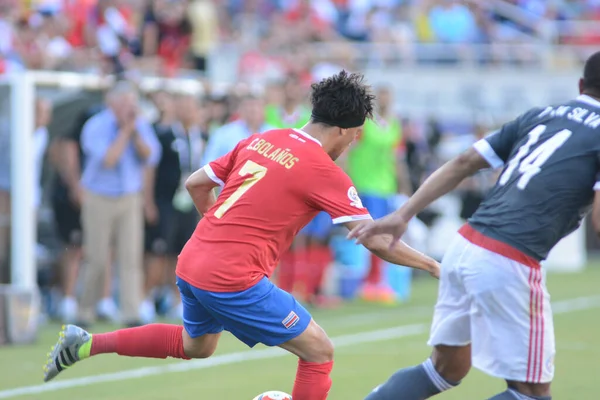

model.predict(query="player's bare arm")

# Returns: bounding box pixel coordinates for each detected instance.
[348,147,491,246]
[344,220,440,278]
[185,167,219,216]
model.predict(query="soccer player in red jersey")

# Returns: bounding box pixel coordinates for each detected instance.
[43,71,439,400]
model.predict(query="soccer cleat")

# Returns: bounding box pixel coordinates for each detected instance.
[43,324,92,382]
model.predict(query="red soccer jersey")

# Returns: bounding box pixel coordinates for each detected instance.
[176,128,371,292]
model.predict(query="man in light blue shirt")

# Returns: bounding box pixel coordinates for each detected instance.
[203,95,272,164]
[79,81,161,327]
[428,0,477,43]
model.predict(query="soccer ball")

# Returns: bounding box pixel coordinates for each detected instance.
[252,391,292,400]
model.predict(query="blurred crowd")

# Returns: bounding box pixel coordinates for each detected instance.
[0,71,499,327]
[1,0,599,76]
[0,0,583,327]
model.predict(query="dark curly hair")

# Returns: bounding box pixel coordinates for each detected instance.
[310,70,376,129]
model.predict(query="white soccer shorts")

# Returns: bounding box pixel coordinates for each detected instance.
[427,226,556,383]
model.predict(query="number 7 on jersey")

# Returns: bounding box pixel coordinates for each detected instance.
[214,160,268,218]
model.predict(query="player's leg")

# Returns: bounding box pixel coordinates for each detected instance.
[469,263,555,400]
[279,319,334,400]
[365,235,474,399]
[193,277,332,400]
[43,276,223,382]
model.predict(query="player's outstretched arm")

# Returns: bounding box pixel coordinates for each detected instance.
[185,167,219,216]
[348,147,490,247]
[345,220,440,278]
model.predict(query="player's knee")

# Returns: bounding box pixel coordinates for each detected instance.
[432,345,471,383]
[184,345,216,359]
[182,332,219,359]
[304,329,334,363]
[304,337,334,364]
[507,381,552,397]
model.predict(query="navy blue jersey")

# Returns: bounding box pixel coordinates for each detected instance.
[469,95,600,260]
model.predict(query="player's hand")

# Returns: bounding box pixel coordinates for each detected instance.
[347,213,409,249]
[428,260,441,279]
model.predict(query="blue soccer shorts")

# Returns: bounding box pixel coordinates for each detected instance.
[299,211,332,241]
[176,276,312,348]
[360,194,393,220]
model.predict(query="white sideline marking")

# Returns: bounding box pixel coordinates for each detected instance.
[0,295,598,399]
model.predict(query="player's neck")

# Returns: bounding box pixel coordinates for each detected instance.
[582,89,600,102]
[299,123,332,150]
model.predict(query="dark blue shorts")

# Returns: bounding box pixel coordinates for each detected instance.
[176,276,312,348]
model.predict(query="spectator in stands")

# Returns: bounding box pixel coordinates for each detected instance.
[49,103,120,323]
[206,92,232,133]
[347,86,412,303]
[35,9,74,70]
[187,0,219,72]
[78,81,160,327]
[12,17,45,70]
[283,0,336,43]
[0,2,26,73]
[264,75,311,130]
[428,0,477,44]
[85,0,137,75]
[143,90,178,322]
[141,0,192,76]
[142,92,208,322]
[50,106,89,323]
[203,94,272,164]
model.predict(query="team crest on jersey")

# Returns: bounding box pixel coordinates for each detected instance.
[282,311,299,329]
[347,186,364,209]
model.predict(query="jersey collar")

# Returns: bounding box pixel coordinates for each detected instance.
[293,128,322,147]
[576,94,600,109]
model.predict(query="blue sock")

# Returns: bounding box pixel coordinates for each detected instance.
[487,389,551,400]
[365,358,459,400]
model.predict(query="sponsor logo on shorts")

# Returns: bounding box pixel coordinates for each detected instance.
[282,311,299,329]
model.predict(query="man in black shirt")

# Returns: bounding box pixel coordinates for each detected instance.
[50,104,117,323]
[143,92,208,321]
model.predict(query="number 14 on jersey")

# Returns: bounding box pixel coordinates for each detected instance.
[499,124,572,190]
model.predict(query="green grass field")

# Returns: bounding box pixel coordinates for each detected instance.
[0,266,599,400]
